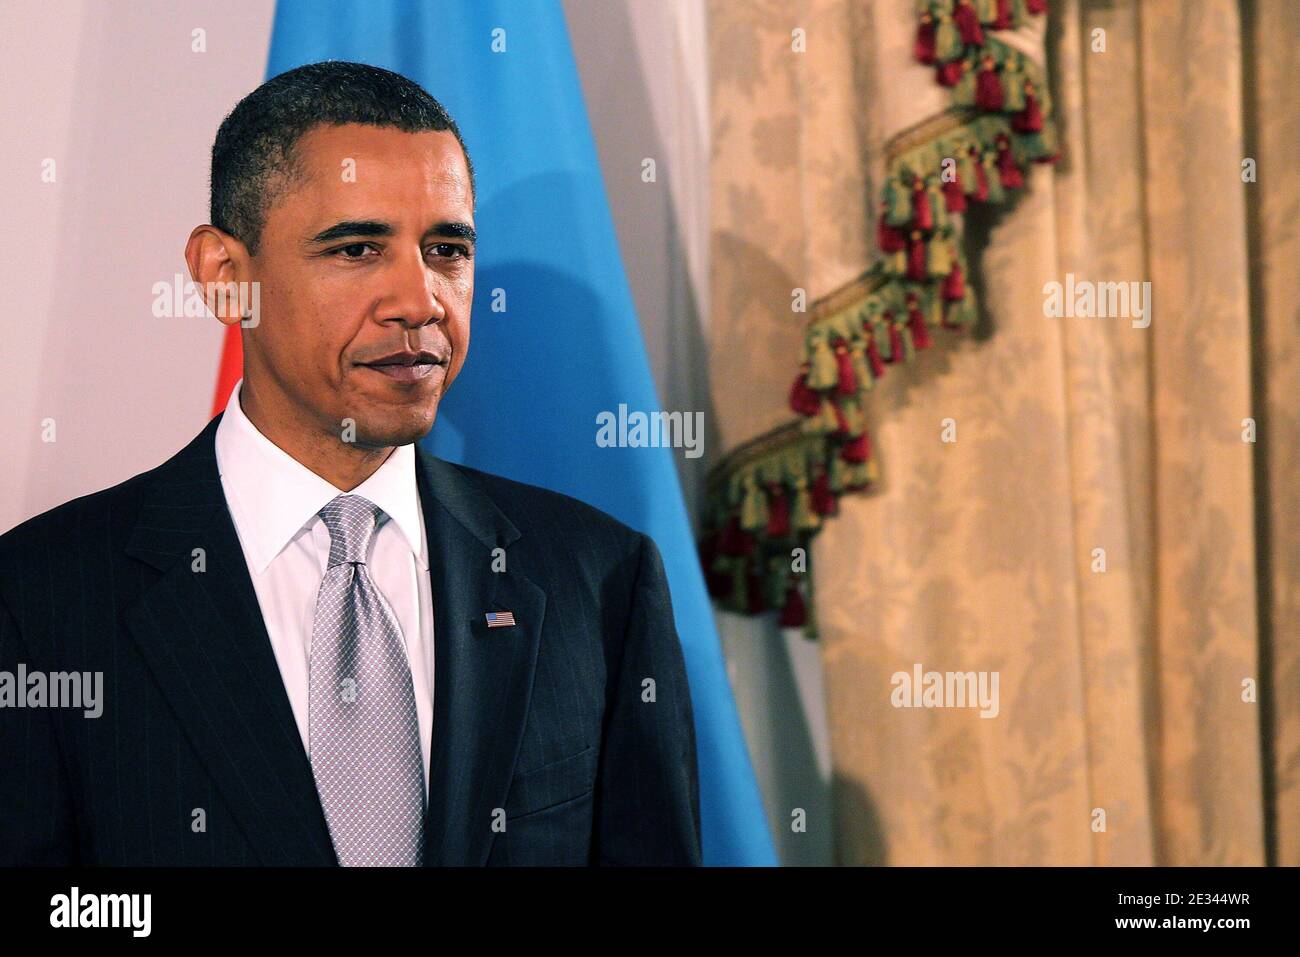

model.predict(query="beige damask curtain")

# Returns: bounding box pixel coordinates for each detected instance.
[708,0,1298,865]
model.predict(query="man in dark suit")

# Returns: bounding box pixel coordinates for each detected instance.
[0,61,701,866]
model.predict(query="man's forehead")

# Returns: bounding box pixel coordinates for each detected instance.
[284,123,473,220]
[294,124,469,184]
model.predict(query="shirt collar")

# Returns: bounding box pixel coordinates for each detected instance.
[214,379,428,575]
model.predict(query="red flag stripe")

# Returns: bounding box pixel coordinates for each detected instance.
[211,325,243,418]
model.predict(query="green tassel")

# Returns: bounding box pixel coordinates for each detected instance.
[887,249,907,277]
[851,347,873,393]
[791,476,819,530]
[829,454,849,493]
[807,337,838,389]
[929,286,945,329]
[977,0,997,20]
[954,67,976,108]
[739,473,768,531]
[1022,124,1057,160]
[899,322,916,364]
[927,178,948,231]
[1013,0,1030,24]
[957,148,979,194]
[983,152,1005,203]
[726,471,744,507]
[874,318,894,363]
[884,177,911,225]
[935,15,962,62]
[928,234,952,275]
[840,395,864,436]
[952,287,978,327]
[1003,64,1026,112]
[819,396,840,433]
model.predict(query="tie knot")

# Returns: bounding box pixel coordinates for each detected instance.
[318,494,382,567]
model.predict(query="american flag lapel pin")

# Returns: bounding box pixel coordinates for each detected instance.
[485,610,517,629]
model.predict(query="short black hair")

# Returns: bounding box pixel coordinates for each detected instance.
[209,60,475,255]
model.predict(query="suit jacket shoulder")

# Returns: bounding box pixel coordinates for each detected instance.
[432,454,648,554]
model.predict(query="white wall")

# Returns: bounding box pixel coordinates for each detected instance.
[0,0,276,530]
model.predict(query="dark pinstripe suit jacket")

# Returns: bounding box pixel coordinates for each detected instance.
[0,416,701,866]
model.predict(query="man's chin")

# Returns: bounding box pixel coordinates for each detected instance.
[347,408,439,450]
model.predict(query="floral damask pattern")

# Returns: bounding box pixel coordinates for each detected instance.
[708,0,1299,865]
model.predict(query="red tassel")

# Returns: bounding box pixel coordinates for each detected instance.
[811,469,838,516]
[907,296,932,350]
[911,178,933,232]
[937,59,965,87]
[840,430,871,463]
[953,0,984,46]
[719,513,755,557]
[997,137,1024,189]
[765,482,791,537]
[1013,91,1044,132]
[833,338,857,396]
[992,0,1013,29]
[778,582,807,628]
[943,260,966,301]
[877,214,907,253]
[864,324,886,379]
[788,366,821,416]
[885,313,904,363]
[970,147,989,200]
[907,232,928,281]
[943,175,967,213]
[1027,0,1047,14]
[975,58,1004,111]
[915,13,937,64]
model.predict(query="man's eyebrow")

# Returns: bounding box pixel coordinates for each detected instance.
[427,221,476,245]
[304,219,476,246]
[306,220,394,244]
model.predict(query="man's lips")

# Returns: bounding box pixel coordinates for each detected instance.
[356,351,447,382]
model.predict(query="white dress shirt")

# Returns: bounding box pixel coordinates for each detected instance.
[214,379,436,795]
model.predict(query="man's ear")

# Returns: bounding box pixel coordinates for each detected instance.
[185,225,251,327]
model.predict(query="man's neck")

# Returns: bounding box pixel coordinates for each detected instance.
[238,382,393,492]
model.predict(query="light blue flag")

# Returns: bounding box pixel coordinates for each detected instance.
[266,0,777,866]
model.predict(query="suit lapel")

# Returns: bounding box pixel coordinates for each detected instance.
[415,452,547,866]
[124,416,337,866]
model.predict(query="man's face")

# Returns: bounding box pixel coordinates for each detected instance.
[244,122,474,449]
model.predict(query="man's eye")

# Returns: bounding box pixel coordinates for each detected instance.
[334,242,376,259]
[428,243,470,260]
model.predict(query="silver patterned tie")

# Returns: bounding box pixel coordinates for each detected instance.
[309,493,426,866]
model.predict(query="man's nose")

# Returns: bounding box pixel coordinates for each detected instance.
[376,248,446,327]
